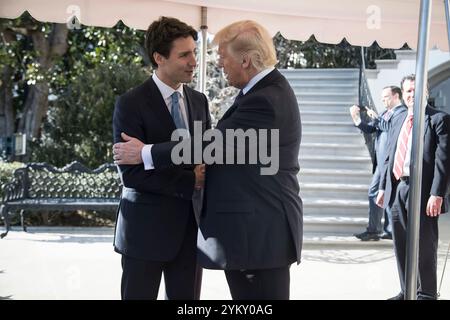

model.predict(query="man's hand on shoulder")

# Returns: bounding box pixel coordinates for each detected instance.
[113,132,144,165]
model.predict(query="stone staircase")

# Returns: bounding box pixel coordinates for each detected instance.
[280,69,391,247]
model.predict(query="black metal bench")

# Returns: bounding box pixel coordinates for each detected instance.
[0,161,121,238]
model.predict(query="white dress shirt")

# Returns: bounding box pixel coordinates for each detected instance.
[141,73,190,170]
[394,110,413,178]
[242,67,274,95]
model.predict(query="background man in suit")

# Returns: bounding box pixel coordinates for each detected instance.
[113,20,303,300]
[377,74,450,300]
[349,86,406,241]
[113,16,211,300]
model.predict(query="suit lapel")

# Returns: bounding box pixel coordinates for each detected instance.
[393,105,406,117]
[390,112,408,160]
[424,106,431,137]
[183,85,195,136]
[146,77,176,136]
[220,103,238,122]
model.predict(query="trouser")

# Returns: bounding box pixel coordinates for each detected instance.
[224,265,291,300]
[368,166,390,233]
[121,214,201,300]
[391,180,439,299]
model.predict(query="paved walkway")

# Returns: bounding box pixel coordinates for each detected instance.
[1,214,450,300]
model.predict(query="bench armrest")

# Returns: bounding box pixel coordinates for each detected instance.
[1,168,27,203]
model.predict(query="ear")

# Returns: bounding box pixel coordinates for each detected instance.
[242,54,251,69]
[154,52,164,66]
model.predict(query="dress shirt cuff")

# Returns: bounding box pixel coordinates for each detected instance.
[353,116,361,126]
[142,144,155,170]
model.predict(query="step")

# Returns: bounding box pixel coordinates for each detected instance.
[301,132,366,144]
[303,215,368,234]
[290,83,357,93]
[300,111,353,122]
[299,100,354,105]
[300,155,372,170]
[300,168,373,185]
[302,198,369,216]
[300,143,370,157]
[302,234,393,249]
[280,67,359,71]
[302,121,359,133]
[300,105,353,113]
[300,183,368,200]
[288,78,359,86]
[296,92,358,103]
[280,68,359,77]
[299,101,355,113]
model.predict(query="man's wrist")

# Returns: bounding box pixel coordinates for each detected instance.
[142,144,155,170]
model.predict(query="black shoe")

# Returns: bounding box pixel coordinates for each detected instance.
[354,231,367,239]
[388,292,404,300]
[355,231,381,241]
[354,231,374,239]
[380,232,393,240]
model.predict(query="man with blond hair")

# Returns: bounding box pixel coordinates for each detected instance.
[114,20,303,299]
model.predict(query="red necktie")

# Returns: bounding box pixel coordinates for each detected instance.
[393,114,413,180]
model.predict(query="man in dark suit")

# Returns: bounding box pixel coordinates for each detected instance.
[113,20,302,300]
[112,17,211,300]
[377,74,450,300]
[349,86,406,241]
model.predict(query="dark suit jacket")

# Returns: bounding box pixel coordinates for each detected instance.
[152,69,303,270]
[357,105,407,172]
[380,105,450,214]
[113,77,211,261]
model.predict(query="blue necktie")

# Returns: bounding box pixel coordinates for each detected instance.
[171,92,186,129]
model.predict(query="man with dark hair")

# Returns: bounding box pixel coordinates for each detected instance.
[377,74,450,300]
[349,86,406,241]
[145,17,198,69]
[113,16,211,300]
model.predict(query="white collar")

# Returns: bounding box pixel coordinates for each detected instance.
[152,72,184,100]
[242,67,275,95]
